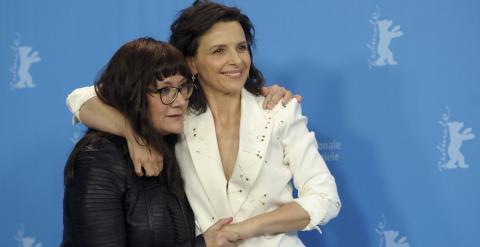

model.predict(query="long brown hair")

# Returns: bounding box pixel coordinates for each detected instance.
[65,37,192,197]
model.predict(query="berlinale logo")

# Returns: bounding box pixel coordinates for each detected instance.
[318,139,341,163]
[367,5,404,69]
[437,106,475,171]
[14,225,43,247]
[9,33,41,89]
[376,215,410,247]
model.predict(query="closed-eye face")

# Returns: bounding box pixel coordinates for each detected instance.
[188,21,251,97]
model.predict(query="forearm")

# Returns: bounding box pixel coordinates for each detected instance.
[228,202,309,239]
[79,96,129,137]
[68,86,163,176]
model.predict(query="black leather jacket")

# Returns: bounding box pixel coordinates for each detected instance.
[61,134,205,247]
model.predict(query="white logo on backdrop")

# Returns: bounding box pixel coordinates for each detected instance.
[367,6,404,68]
[318,139,341,163]
[376,215,410,247]
[14,225,43,247]
[437,107,475,171]
[9,33,41,89]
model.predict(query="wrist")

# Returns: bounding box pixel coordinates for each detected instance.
[122,120,135,139]
[239,218,261,239]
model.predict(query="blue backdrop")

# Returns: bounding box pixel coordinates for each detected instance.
[1,0,478,246]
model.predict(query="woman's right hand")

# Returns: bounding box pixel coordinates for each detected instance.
[125,132,164,176]
[203,218,240,247]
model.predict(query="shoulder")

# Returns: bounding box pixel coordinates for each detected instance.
[74,133,130,176]
[267,98,303,124]
[281,99,303,119]
[78,133,127,156]
[243,88,303,116]
[243,88,265,107]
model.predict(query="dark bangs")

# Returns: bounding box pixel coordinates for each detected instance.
[154,44,192,83]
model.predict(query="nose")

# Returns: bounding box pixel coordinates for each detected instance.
[228,49,242,65]
[171,91,187,108]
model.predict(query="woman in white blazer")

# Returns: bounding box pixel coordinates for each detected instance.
[66,1,340,246]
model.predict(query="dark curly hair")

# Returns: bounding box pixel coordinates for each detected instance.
[170,0,265,114]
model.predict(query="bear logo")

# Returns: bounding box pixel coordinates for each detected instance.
[367,6,404,68]
[438,107,475,170]
[14,225,43,247]
[374,19,403,66]
[377,215,410,247]
[383,230,410,247]
[444,121,475,169]
[10,35,41,89]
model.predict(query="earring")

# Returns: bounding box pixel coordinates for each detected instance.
[191,74,197,84]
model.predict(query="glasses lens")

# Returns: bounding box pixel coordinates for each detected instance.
[180,83,194,99]
[160,88,176,104]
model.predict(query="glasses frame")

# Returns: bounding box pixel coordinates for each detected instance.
[151,82,196,105]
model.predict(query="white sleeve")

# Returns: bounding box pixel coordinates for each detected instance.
[282,100,341,231]
[66,86,97,125]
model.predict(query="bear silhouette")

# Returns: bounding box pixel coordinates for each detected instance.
[15,46,41,89]
[444,121,475,169]
[374,20,403,66]
[384,230,410,247]
[15,227,43,247]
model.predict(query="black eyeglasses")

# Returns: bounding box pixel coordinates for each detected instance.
[151,82,195,105]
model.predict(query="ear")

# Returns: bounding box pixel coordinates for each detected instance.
[187,57,198,75]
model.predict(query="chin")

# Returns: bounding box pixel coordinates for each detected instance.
[169,127,183,134]
[226,82,246,94]
[155,123,183,135]
[156,129,181,135]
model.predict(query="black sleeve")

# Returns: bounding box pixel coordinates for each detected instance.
[63,139,128,247]
[175,234,206,247]
[195,234,207,247]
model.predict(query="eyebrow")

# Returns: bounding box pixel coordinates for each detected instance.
[208,41,248,52]
[157,78,187,87]
[208,44,226,52]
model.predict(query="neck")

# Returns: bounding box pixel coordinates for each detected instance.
[204,89,241,127]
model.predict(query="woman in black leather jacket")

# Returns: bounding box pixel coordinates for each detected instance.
[61,38,237,247]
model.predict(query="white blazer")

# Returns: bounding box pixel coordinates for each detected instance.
[175,89,340,247]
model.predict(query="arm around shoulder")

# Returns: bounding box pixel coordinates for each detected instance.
[66,85,97,124]
[66,85,128,137]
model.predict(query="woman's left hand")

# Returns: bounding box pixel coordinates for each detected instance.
[220,221,254,241]
[261,84,303,109]
[203,218,240,247]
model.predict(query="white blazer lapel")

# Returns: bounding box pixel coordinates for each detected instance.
[228,89,274,214]
[183,109,232,219]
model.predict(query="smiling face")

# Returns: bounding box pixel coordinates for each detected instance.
[188,21,251,97]
[147,74,189,135]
